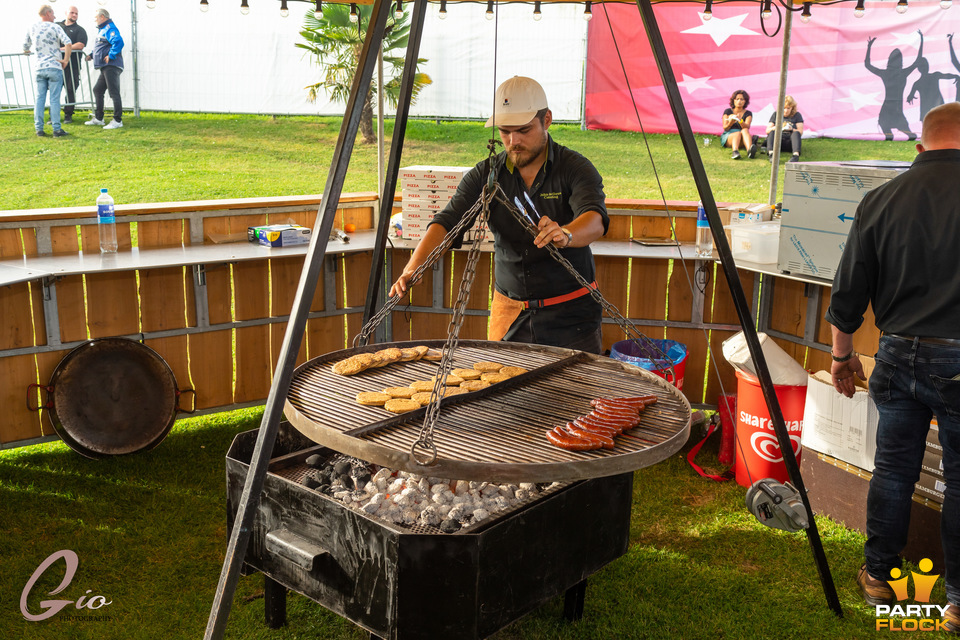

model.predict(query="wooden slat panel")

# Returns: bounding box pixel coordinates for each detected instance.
[0,283,41,350]
[341,252,373,309]
[276,209,316,229]
[663,326,707,404]
[140,267,189,332]
[0,229,30,258]
[234,261,269,322]
[704,329,740,404]
[79,221,132,252]
[411,312,450,340]
[1,354,44,444]
[344,311,365,344]
[605,215,632,241]
[205,263,233,326]
[595,256,628,316]
[344,205,375,231]
[667,259,695,323]
[56,274,88,342]
[144,335,192,409]
[271,321,307,371]
[710,267,753,326]
[768,278,807,362]
[235,325,271,404]
[631,215,675,240]
[456,315,488,341]
[84,271,140,339]
[816,287,833,345]
[270,255,326,316]
[446,252,492,311]
[306,316,345,359]
[51,224,80,254]
[204,214,266,244]
[187,329,234,409]
[627,258,669,321]
[138,219,183,248]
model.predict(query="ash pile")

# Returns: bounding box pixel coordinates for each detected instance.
[302,454,560,533]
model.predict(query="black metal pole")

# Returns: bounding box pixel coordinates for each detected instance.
[202,2,393,637]
[632,0,842,617]
[362,0,430,325]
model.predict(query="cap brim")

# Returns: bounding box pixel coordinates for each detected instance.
[484,110,539,128]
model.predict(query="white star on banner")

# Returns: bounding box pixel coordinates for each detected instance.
[678,74,713,94]
[837,88,883,111]
[889,31,922,48]
[681,13,759,47]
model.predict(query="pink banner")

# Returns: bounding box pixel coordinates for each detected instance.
[586,1,960,140]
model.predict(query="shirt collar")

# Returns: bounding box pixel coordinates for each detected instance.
[913,148,960,165]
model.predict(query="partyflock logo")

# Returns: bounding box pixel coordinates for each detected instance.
[20,550,113,622]
[874,558,950,632]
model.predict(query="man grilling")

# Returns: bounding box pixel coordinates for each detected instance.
[389,76,609,354]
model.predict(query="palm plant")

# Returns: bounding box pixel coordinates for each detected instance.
[298,4,432,143]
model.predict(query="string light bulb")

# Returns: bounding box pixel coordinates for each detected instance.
[800,2,811,22]
[486,0,494,20]
[533,1,541,20]
[314,0,323,19]
[583,1,592,21]
[200,0,209,10]
[240,0,249,14]
[146,0,156,8]
[349,2,358,22]
[761,0,772,19]
[394,0,403,19]
[896,0,908,13]
[702,0,712,20]
[854,0,865,17]
[439,0,447,18]
[280,0,288,17]
[941,0,952,8]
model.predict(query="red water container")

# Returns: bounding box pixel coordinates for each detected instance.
[734,370,807,488]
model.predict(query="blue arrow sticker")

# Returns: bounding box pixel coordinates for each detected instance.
[838,212,854,222]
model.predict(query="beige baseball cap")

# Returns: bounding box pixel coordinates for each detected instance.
[484,76,548,128]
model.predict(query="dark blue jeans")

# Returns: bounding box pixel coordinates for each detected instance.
[866,335,960,605]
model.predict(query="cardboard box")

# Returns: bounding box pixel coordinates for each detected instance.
[248,224,312,247]
[400,166,473,182]
[922,448,944,479]
[915,472,946,505]
[800,357,878,471]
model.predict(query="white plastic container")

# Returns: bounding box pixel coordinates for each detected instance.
[725,221,780,263]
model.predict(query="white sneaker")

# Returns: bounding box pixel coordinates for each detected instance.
[84,117,105,126]
[103,120,123,130]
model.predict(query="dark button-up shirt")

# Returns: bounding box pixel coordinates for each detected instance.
[825,148,960,338]
[430,135,609,302]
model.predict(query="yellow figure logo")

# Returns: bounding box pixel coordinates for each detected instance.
[887,558,939,602]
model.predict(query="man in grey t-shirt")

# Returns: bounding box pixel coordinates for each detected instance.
[23,4,72,137]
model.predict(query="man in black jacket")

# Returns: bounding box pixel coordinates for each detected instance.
[57,6,87,124]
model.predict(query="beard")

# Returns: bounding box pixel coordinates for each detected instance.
[507,130,548,169]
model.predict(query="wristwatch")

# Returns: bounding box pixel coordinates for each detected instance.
[561,227,573,247]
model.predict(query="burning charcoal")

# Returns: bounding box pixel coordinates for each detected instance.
[515,489,530,501]
[333,461,352,476]
[454,480,470,495]
[402,509,419,525]
[439,519,461,533]
[452,494,471,506]
[362,481,378,495]
[387,478,405,494]
[356,471,372,486]
[318,483,331,494]
[480,485,500,498]
[305,454,324,468]
[372,468,393,484]
[498,485,516,500]
[469,481,483,491]
[472,508,490,523]
[368,493,386,508]
[493,496,511,511]
[316,469,332,484]
[436,503,452,518]
[334,490,352,502]
[518,483,537,493]
[362,501,380,515]
[430,484,447,495]
[340,473,356,489]
[303,476,322,490]
[419,505,441,527]
[417,478,431,494]
[447,504,466,522]
[431,490,453,505]
[395,493,415,507]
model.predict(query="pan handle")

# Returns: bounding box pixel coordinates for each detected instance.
[26,383,54,412]
[175,388,197,414]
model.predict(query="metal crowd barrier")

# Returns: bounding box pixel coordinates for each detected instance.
[1,51,94,114]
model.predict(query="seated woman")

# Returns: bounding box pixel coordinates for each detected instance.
[765,95,804,163]
[721,89,756,159]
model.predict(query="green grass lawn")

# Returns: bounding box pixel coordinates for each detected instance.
[0,110,920,210]
[0,111,943,639]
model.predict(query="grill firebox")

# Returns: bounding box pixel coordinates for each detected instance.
[226,424,634,639]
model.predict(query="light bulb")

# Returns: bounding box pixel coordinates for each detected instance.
[761,0,772,19]
[854,0,865,17]
[583,1,592,21]
[394,0,403,19]
[800,2,811,22]
[533,1,541,20]
[280,0,288,17]
[703,0,712,20]
[439,0,447,18]
[240,0,249,14]
[486,0,494,20]
[941,0,952,8]
[896,0,908,13]
[349,3,358,22]
[146,0,156,8]
[314,1,322,19]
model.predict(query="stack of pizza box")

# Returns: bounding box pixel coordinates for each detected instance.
[399,166,490,244]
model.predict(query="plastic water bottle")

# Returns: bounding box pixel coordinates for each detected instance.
[97,188,117,253]
[695,200,713,258]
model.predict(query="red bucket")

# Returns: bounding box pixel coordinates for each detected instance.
[734,370,806,488]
